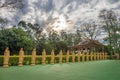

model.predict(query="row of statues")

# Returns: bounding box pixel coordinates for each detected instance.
[3,47,108,68]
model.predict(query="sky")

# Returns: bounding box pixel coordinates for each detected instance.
[0,0,120,33]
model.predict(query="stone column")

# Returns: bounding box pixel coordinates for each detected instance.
[72,51,75,62]
[42,49,46,65]
[31,48,36,66]
[3,47,10,68]
[50,49,55,64]
[77,50,81,62]
[59,50,63,64]
[66,50,69,63]
[18,48,24,67]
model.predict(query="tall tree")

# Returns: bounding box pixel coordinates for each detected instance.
[0,28,34,55]
[77,22,102,40]
[99,9,120,54]
[60,30,67,41]
[18,21,44,40]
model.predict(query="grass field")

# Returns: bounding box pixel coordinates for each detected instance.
[0,60,120,80]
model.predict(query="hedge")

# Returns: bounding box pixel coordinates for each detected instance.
[0,56,3,66]
[0,55,110,67]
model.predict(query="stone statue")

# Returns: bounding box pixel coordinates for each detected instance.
[3,47,10,68]
[18,48,24,66]
[31,48,36,66]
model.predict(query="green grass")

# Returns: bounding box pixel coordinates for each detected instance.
[0,60,120,80]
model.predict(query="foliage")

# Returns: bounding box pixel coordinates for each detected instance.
[0,55,80,66]
[36,41,67,55]
[104,45,114,55]
[17,21,82,54]
[18,20,43,41]
[99,9,120,54]
[0,56,3,66]
[0,28,34,55]
[76,22,102,40]
[0,53,111,67]
[56,41,68,54]
[36,41,54,55]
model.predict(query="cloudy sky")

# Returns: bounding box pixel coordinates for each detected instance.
[0,0,120,31]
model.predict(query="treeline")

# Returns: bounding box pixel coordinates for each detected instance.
[0,27,81,55]
[0,9,120,55]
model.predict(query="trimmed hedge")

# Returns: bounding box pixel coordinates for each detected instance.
[0,55,110,67]
[0,56,3,66]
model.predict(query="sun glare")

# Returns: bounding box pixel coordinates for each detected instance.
[53,15,67,31]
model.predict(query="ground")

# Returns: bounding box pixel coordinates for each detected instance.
[0,60,120,80]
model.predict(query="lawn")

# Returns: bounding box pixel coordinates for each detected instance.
[0,60,120,80]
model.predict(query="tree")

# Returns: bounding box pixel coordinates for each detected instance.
[77,22,102,40]
[0,28,34,55]
[56,41,67,54]
[0,17,8,30]
[47,28,60,42]
[60,30,67,41]
[99,9,120,54]
[18,21,44,40]
[59,30,80,45]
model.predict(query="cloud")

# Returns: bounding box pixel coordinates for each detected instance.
[0,0,120,29]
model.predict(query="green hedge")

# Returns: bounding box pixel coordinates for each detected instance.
[0,55,110,67]
[0,56,3,66]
